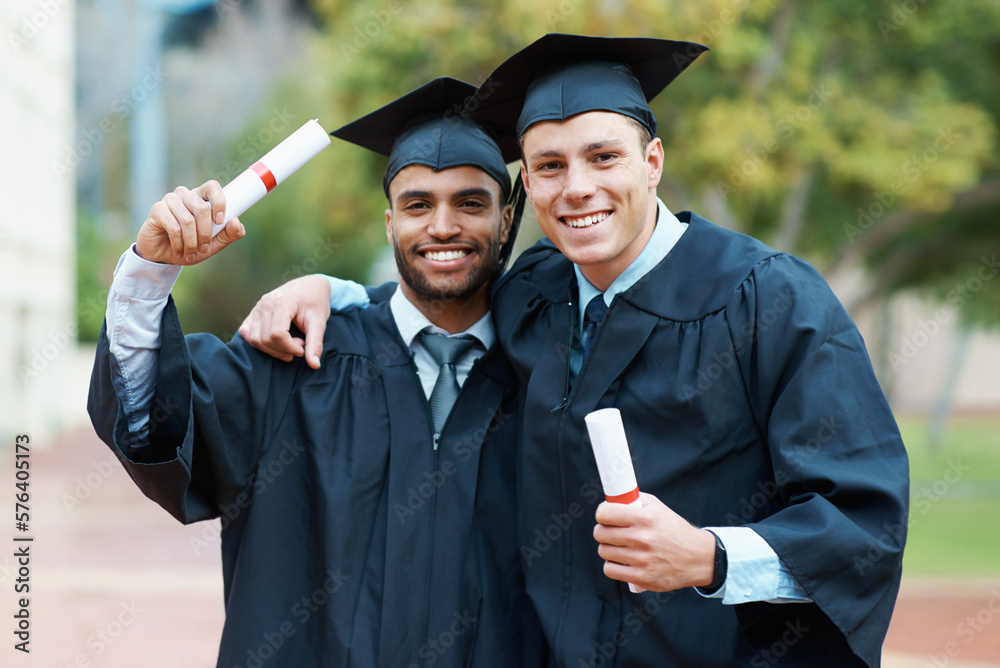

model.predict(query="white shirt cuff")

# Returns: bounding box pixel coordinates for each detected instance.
[112,244,183,301]
[697,526,812,605]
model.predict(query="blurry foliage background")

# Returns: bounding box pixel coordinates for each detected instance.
[76,0,1000,344]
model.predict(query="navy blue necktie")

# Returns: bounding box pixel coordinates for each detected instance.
[418,331,476,434]
[582,295,608,358]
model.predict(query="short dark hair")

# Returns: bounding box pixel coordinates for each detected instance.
[623,116,653,152]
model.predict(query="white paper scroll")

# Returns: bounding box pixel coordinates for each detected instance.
[213,119,332,236]
[585,407,644,593]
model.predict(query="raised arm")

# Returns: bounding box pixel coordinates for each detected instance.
[102,181,245,439]
[89,181,252,521]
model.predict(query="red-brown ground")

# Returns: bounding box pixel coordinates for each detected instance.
[3,427,997,667]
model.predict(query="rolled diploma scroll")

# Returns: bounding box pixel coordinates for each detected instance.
[585,407,645,593]
[212,119,331,236]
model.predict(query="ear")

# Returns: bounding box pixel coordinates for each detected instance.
[385,208,395,246]
[646,137,664,190]
[499,203,513,245]
[519,160,533,204]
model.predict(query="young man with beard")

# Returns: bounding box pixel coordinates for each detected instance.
[241,35,908,667]
[87,77,544,668]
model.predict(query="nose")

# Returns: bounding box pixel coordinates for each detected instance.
[562,161,597,202]
[426,207,461,240]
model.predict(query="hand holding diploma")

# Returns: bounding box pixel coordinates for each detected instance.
[135,119,331,265]
[587,409,718,594]
[136,180,245,265]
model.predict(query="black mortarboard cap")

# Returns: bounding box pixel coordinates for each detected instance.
[330,77,514,199]
[465,34,709,142]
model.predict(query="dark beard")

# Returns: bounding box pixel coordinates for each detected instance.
[394,236,501,306]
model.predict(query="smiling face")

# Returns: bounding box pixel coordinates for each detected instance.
[386,164,512,331]
[520,111,663,291]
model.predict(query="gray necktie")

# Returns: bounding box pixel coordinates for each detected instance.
[418,331,476,435]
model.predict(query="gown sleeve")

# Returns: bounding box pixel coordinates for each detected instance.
[88,296,293,524]
[727,253,909,665]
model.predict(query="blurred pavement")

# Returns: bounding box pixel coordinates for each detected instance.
[2,426,997,667]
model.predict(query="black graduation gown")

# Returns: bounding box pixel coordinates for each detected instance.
[87,297,545,668]
[492,212,909,668]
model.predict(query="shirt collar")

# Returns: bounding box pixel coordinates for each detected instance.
[389,285,496,350]
[575,197,688,320]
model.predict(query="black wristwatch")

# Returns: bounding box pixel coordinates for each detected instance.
[703,530,728,594]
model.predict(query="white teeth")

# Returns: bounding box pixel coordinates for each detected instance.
[565,212,608,228]
[424,250,468,261]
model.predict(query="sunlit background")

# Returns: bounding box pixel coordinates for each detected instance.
[2,0,999,665]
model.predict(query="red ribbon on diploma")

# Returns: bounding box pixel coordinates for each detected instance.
[250,161,278,192]
[605,487,640,504]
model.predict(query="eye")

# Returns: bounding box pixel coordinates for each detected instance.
[594,153,616,163]
[403,200,430,211]
[459,199,486,211]
[533,160,562,173]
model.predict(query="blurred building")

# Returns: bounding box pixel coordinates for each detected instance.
[854,293,1000,416]
[1,0,91,444]
[828,263,1000,415]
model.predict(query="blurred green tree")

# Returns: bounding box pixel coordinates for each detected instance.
[78,0,999,341]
